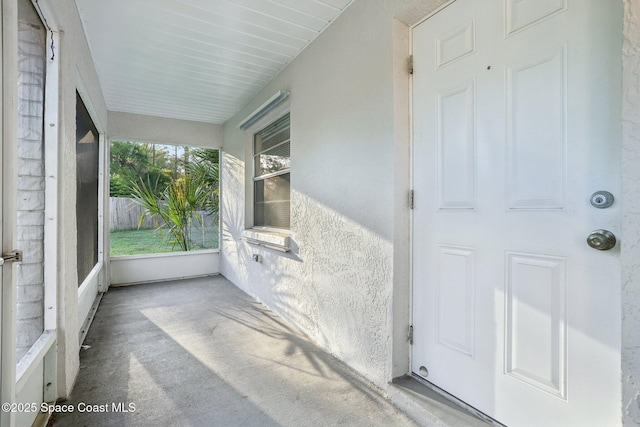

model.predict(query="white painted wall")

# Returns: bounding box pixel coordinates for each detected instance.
[221,1,640,423]
[108,111,223,148]
[41,0,109,397]
[621,0,640,424]
[110,251,219,286]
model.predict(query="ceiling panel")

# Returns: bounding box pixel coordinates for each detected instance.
[75,0,353,124]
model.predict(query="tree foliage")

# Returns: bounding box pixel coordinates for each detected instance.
[130,174,210,251]
[110,141,220,251]
[109,141,172,197]
[187,148,219,216]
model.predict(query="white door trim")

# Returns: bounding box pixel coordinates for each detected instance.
[43,29,59,332]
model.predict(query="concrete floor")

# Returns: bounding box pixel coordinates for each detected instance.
[52,276,419,427]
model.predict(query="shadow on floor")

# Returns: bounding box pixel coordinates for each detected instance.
[52,276,417,427]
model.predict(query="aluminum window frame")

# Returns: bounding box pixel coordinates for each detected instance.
[252,113,291,231]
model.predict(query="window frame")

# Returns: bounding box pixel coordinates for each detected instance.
[239,95,291,252]
[252,113,291,231]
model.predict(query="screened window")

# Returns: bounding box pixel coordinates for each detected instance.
[253,114,290,229]
[109,142,220,256]
[76,92,99,285]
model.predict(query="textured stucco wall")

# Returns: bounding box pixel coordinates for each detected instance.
[221,0,447,388]
[622,0,640,424]
[222,0,397,387]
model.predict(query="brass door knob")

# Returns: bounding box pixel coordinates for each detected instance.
[587,229,616,251]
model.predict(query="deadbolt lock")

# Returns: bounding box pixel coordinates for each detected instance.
[590,191,614,209]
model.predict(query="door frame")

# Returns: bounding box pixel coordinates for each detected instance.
[1,1,20,424]
[1,1,60,425]
[75,81,108,344]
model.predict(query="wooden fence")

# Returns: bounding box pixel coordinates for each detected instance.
[110,197,159,231]
[110,197,217,232]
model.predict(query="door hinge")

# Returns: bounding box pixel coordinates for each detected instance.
[408,325,414,345]
[409,190,415,209]
[0,250,23,266]
[408,55,414,75]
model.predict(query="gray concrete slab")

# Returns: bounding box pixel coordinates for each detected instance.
[52,276,419,427]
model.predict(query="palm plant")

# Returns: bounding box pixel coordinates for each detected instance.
[130,174,209,251]
[188,148,219,217]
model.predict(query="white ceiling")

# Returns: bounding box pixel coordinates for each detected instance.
[75,0,353,124]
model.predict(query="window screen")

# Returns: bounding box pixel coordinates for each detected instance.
[16,0,47,361]
[253,114,290,229]
[76,92,99,285]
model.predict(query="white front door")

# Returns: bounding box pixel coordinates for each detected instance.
[411,0,622,425]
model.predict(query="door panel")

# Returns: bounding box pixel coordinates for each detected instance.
[411,0,621,425]
[507,46,565,209]
[436,245,475,357]
[505,0,566,36]
[437,82,476,209]
[505,251,567,398]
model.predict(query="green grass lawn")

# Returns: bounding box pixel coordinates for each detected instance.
[110,226,219,256]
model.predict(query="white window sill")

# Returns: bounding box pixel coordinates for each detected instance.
[243,229,291,252]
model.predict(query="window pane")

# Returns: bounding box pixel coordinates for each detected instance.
[76,92,99,286]
[109,143,220,255]
[255,141,290,177]
[254,114,290,153]
[254,173,290,229]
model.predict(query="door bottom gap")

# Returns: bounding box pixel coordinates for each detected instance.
[410,373,506,427]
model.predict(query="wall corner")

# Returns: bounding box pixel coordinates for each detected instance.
[621,0,640,424]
